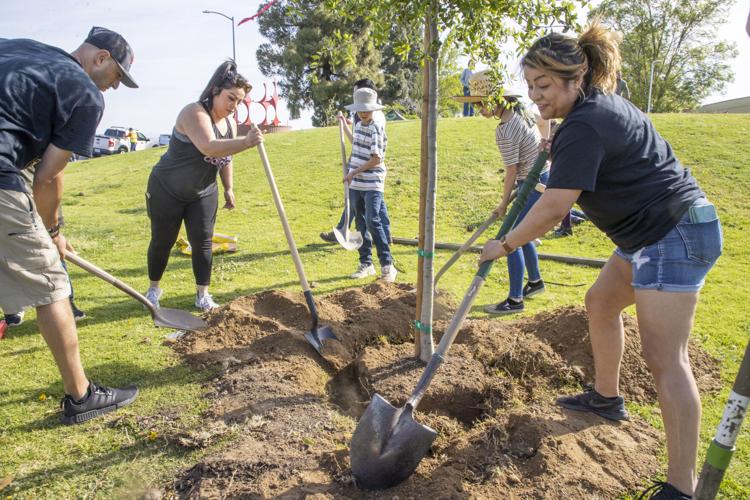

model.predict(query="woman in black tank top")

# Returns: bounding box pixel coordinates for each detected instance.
[144,61,263,313]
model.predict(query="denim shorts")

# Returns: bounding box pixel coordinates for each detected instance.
[614,200,723,292]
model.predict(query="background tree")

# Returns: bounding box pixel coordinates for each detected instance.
[256,0,384,126]
[592,0,737,112]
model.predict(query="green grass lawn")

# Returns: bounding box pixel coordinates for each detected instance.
[1,114,748,498]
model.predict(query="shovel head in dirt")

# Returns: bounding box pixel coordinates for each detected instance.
[152,307,208,331]
[350,394,437,490]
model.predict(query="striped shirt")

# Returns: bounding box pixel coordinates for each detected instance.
[495,113,547,180]
[349,120,387,192]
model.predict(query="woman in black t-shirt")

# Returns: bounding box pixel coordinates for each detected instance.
[480,22,722,499]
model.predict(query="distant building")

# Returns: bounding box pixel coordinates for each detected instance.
[696,96,750,113]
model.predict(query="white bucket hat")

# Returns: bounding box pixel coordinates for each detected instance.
[345,87,384,112]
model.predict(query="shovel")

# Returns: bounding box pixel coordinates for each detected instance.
[333,119,363,251]
[434,189,518,286]
[65,253,207,331]
[255,137,338,355]
[350,147,550,490]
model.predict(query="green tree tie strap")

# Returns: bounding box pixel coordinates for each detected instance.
[417,249,434,258]
[414,320,432,333]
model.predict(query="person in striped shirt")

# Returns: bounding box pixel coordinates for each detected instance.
[455,70,550,314]
[343,88,397,282]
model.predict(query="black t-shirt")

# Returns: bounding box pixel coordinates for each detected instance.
[0,38,104,192]
[548,90,703,252]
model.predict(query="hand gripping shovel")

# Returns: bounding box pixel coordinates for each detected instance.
[350,148,550,490]
[256,138,338,355]
[333,120,363,251]
[65,253,206,331]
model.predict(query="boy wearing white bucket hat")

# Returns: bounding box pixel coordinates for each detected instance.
[344,88,397,282]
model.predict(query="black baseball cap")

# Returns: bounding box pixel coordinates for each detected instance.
[85,26,138,88]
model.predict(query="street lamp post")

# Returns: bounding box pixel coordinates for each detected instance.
[647,60,660,113]
[202,10,236,61]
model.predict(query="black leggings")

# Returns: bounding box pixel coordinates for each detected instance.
[146,176,218,286]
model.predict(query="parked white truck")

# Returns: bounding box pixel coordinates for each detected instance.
[93,126,150,156]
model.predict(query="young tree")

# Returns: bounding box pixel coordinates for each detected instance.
[592,0,737,112]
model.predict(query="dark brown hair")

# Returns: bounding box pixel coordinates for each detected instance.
[521,20,622,95]
[199,60,252,110]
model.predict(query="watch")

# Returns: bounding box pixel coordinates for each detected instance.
[500,235,514,254]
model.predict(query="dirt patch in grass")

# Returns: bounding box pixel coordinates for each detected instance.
[163,282,720,499]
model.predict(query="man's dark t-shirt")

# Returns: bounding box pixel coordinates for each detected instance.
[0,38,104,192]
[547,90,703,253]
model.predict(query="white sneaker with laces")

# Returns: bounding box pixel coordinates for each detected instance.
[381,264,398,283]
[350,263,376,279]
[144,287,162,309]
[195,293,220,312]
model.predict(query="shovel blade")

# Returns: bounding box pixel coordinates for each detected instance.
[350,393,437,490]
[303,324,338,355]
[153,307,207,331]
[333,226,363,251]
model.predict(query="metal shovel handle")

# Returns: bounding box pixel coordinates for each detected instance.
[66,252,156,315]
[406,147,550,410]
[434,213,498,285]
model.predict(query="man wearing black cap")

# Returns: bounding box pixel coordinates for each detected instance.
[0,27,139,424]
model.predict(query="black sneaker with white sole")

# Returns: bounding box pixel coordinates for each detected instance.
[522,279,545,298]
[556,388,629,421]
[638,481,691,499]
[4,312,24,327]
[484,298,524,315]
[319,231,336,243]
[60,381,138,425]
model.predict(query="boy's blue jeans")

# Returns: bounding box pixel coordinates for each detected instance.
[506,171,549,299]
[350,189,392,266]
[336,194,391,242]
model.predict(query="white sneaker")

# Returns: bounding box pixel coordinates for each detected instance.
[381,264,398,283]
[195,293,220,312]
[350,263,376,279]
[144,287,162,309]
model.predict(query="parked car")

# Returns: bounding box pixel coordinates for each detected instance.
[153,134,171,147]
[93,127,150,156]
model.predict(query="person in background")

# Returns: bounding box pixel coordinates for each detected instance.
[455,71,549,314]
[460,60,476,117]
[128,127,138,151]
[144,60,263,313]
[342,88,397,282]
[0,26,140,424]
[321,78,391,245]
[481,22,722,499]
[615,71,630,100]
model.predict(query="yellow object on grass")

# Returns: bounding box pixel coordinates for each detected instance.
[175,232,238,256]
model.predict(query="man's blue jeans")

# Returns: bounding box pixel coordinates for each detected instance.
[462,86,474,116]
[350,189,392,266]
[506,171,549,299]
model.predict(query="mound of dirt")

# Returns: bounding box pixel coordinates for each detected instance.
[162,282,720,499]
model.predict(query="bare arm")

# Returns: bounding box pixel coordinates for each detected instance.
[219,162,235,209]
[33,143,73,257]
[494,163,518,216]
[176,103,262,157]
[344,153,381,183]
[480,187,581,262]
[337,112,354,143]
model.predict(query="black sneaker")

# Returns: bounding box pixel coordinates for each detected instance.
[484,298,524,315]
[4,312,24,327]
[71,303,86,322]
[554,226,573,237]
[638,481,691,499]
[523,279,545,298]
[60,381,138,425]
[320,231,336,243]
[556,388,629,421]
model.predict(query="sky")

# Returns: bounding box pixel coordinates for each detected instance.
[1,0,748,139]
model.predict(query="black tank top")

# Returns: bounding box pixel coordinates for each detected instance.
[150,102,234,201]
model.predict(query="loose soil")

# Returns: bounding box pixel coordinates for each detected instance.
[159,282,720,499]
